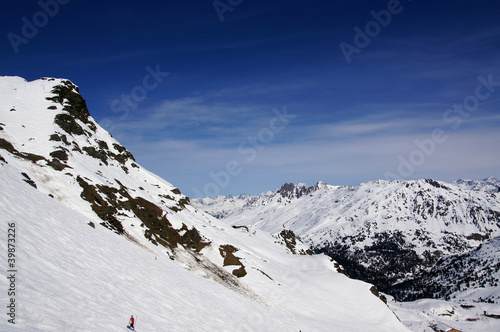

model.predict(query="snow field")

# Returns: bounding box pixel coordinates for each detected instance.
[389,297,500,332]
[0,165,299,331]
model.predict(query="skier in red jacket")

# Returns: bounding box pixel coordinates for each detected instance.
[129,315,135,330]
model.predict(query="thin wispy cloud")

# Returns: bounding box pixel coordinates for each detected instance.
[111,88,500,197]
[111,92,288,147]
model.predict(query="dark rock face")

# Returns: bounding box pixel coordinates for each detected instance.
[46,80,96,135]
[278,183,316,199]
[77,176,125,234]
[424,178,450,190]
[278,229,313,255]
[21,172,37,188]
[50,149,69,161]
[76,176,208,252]
[45,82,137,170]
[219,245,247,278]
[0,137,70,171]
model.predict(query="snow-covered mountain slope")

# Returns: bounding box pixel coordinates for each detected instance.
[388,296,500,332]
[0,76,409,331]
[193,180,500,299]
[193,193,269,219]
[453,176,500,193]
[0,165,299,331]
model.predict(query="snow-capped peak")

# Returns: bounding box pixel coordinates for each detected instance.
[453,177,500,193]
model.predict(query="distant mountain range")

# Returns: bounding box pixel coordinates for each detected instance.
[193,178,500,302]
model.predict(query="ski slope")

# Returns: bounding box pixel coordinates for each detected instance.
[0,164,298,331]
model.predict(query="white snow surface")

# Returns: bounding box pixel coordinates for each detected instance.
[193,194,261,219]
[0,76,409,331]
[389,296,500,332]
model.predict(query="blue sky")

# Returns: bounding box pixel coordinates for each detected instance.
[2,0,500,197]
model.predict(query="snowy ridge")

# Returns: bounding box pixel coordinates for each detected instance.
[0,76,409,331]
[193,194,266,219]
[453,176,500,193]
[194,180,500,296]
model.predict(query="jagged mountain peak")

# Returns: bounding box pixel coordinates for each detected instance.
[278,182,312,199]
[277,181,332,199]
